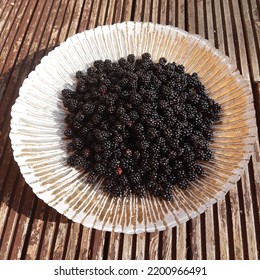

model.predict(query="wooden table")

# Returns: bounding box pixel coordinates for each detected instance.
[0,0,259,260]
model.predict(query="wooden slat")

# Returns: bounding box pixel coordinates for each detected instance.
[221,0,236,65]
[168,0,176,26]
[77,0,92,31]
[66,0,85,38]
[107,232,121,260]
[0,1,15,35]
[65,223,82,260]
[114,0,124,22]
[38,208,58,259]
[240,168,258,259]
[0,0,32,73]
[142,0,151,22]
[78,227,92,260]
[149,232,159,259]
[5,183,36,260]
[88,0,100,29]
[240,0,260,82]
[0,168,22,259]
[43,0,68,53]
[250,0,260,76]
[24,200,47,259]
[0,141,13,194]
[217,199,229,259]
[229,188,244,259]
[231,0,250,82]
[176,223,186,259]
[96,0,109,26]
[205,0,215,46]
[186,1,202,260]
[190,217,202,260]
[197,0,205,37]
[177,0,185,30]
[198,0,216,260]
[231,0,257,260]
[90,230,106,260]
[152,0,159,23]
[51,215,70,259]
[214,0,225,53]
[159,0,167,25]
[56,0,76,45]
[105,0,116,25]
[135,233,146,259]
[0,0,25,53]
[0,0,9,19]
[252,139,260,223]
[186,0,195,33]
[211,0,229,261]
[122,0,133,20]
[122,234,133,260]
[204,208,215,259]
[161,229,172,259]
[133,0,142,21]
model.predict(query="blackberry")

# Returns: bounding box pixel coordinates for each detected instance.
[127,54,135,63]
[64,128,74,138]
[94,60,104,70]
[71,137,84,150]
[82,148,91,158]
[62,89,75,99]
[118,57,127,67]
[159,57,167,65]
[75,112,85,122]
[82,102,95,115]
[92,114,102,125]
[67,99,79,112]
[61,53,221,200]
[74,155,87,169]
[142,52,151,60]
[72,121,83,130]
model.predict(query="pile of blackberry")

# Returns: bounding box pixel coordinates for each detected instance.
[61,53,221,200]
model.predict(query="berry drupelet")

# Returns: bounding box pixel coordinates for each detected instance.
[61,53,221,201]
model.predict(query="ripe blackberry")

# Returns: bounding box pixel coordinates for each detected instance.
[72,120,83,130]
[71,137,84,150]
[61,53,221,200]
[82,148,91,158]
[64,128,74,138]
[142,52,151,60]
[159,57,167,65]
[82,102,95,115]
[94,60,104,70]
[127,54,135,63]
[62,89,75,99]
